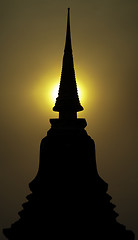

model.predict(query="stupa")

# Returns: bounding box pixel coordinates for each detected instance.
[3,8,134,240]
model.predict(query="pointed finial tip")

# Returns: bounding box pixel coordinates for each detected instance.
[67,8,70,22]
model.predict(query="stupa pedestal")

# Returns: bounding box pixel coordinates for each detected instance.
[3,119,134,239]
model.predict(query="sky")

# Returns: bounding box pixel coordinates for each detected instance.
[0,0,138,239]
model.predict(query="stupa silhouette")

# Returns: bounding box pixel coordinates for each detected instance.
[3,9,134,240]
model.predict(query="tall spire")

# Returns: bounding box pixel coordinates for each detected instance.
[65,8,72,52]
[53,8,83,119]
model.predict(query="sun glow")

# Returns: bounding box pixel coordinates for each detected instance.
[31,71,94,116]
[50,83,83,104]
[77,81,86,106]
[51,84,59,102]
[77,86,81,100]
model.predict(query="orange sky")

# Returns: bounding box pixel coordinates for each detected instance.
[0,1,138,238]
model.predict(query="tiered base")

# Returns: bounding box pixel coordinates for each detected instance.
[3,119,134,239]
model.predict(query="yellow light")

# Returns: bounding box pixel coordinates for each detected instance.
[77,86,81,100]
[77,82,86,106]
[31,71,94,116]
[51,83,83,104]
[51,84,59,103]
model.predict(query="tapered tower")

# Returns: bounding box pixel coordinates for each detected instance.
[3,9,134,240]
[53,8,83,119]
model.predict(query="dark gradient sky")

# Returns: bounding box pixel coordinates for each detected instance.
[0,0,138,239]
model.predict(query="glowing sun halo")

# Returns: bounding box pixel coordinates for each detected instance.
[51,84,59,102]
[32,74,88,114]
[51,84,83,103]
